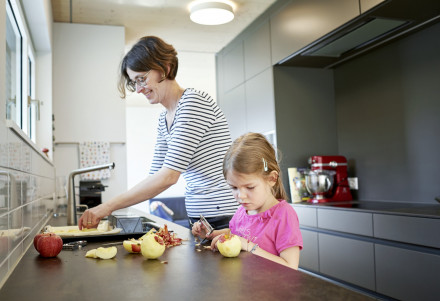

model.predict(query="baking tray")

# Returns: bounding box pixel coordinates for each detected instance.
[61,222,160,243]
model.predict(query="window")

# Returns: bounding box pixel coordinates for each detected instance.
[5,0,37,141]
[5,1,22,126]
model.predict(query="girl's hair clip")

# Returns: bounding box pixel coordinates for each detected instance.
[262,158,268,172]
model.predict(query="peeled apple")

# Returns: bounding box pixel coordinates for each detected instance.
[217,233,241,258]
[141,233,165,259]
[123,239,142,253]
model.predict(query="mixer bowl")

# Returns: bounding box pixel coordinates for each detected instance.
[305,170,336,203]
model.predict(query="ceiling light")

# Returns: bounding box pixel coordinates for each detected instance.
[190,1,234,26]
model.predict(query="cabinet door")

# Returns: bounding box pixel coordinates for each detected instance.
[245,68,276,134]
[360,0,385,13]
[244,21,271,80]
[221,84,247,140]
[319,233,375,290]
[270,0,359,64]
[375,244,440,301]
[223,41,245,92]
[299,229,319,272]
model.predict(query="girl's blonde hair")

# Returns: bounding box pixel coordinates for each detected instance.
[223,132,288,200]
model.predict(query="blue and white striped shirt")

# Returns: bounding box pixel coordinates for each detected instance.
[150,88,238,218]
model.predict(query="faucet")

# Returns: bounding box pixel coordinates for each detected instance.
[67,162,115,225]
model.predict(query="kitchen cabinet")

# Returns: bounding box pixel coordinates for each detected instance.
[222,85,247,140]
[299,229,319,272]
[270,0,360,64]
[293,202,440,300]
[244,68,276,134]
[217,19,275,140]
[244,21,272,80]
[360,0,385,13]
[375,244,440,301]
[222,41,245,93]
[319,233,375,291]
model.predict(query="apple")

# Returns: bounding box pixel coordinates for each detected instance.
[33,232,51,251]
[141,233,165,259]
[36,232,63,258]
[95,247,117,259]
[217,232,241,258]
[123,239,142,253]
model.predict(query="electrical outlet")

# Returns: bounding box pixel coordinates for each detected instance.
[348,177,358,190]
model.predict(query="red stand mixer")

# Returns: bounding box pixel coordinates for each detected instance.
[306,155,353,203]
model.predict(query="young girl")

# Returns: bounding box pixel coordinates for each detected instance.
[192,132,303,269]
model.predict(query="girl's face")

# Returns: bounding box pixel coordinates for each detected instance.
[226,170,278,214]
[126,68,164,105]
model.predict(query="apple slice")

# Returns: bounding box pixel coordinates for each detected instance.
[123,239,142,253]
[95,247,117,259]
[85,249,98,258]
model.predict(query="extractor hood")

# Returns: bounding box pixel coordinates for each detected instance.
[279,0,440,68]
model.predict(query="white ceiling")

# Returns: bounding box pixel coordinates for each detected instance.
[51,0,277,53]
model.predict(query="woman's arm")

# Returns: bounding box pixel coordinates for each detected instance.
[79,167,180,229]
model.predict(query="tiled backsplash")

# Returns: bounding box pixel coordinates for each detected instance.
[0,124,56,288]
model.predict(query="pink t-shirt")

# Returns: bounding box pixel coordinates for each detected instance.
[229,200,303,256]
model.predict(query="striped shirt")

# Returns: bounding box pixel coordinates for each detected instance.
[149,88,238,218]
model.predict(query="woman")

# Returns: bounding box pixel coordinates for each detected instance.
[78,36,238,230]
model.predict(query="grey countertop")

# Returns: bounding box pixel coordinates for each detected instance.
[0,212,374,301]
[292,200,440,218]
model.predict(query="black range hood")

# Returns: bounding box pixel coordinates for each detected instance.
[279,0,440,68]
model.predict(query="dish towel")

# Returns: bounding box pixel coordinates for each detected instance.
[79,141,111,180]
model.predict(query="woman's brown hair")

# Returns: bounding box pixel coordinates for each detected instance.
[118,36,178,98]
[223,132,288,200]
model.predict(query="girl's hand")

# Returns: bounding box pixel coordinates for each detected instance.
[210,234,221,251]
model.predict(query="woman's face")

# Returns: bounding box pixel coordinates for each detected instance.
[226,170,277,214]
[126,68,164,105]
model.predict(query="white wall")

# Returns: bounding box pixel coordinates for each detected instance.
[125,50,217,212]
[52,23,127,203]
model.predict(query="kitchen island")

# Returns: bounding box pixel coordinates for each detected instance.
[0,208,373,301]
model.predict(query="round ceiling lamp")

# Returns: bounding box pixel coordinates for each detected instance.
[190,1,234,25]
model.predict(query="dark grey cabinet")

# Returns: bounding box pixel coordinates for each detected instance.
[293,204,440,300]
[244,21,272,81]
[223,41,244,92]
[244,68,275,134]
[299,229,319,272]
[375,244,440,301]
[360,0,385,13]
[270,0,360,64]
[222,85,247,140]
[319,233,375,291]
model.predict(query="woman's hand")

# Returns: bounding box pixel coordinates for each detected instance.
[78,204,111,230]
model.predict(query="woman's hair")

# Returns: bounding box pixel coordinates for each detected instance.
[118,36,179,98]
[223,132,288,200]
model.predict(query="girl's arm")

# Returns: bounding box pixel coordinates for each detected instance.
[239,238,300,270]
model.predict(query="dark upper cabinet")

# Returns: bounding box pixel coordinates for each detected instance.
[270,0,360,65]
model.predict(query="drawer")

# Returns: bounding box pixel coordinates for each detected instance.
[318,208,373,236]
[319,233,375,290]
[373,214,440,248]
[292,205,317,227]
[299,229,319,272]
[375,244,440,301]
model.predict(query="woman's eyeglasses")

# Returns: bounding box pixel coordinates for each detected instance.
[128,70,151,89]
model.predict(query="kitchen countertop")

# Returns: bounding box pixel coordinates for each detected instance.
[0,211,373,301]
[292,200,440,218]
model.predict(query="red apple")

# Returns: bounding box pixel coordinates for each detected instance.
[36,233,63,257]
[33,232,51,251]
